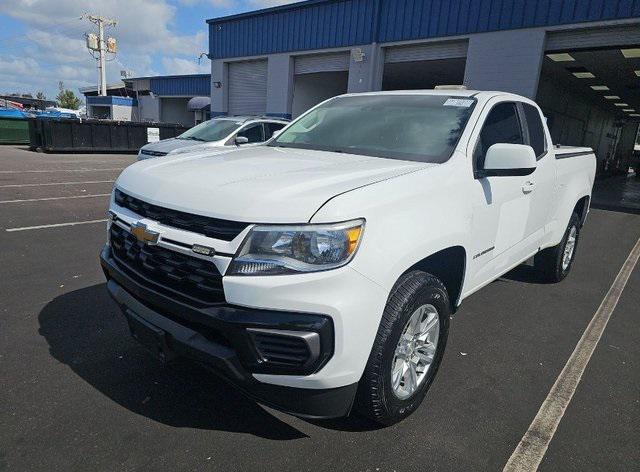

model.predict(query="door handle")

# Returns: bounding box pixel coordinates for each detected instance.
[522,180,536,194]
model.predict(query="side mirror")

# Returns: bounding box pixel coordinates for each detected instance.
[476,143,536,178]
[235,136,249,145]
[270,129,283,139]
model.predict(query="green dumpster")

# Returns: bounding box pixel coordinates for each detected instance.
[0,117,30,144]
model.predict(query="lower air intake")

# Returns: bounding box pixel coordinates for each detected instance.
[248,328,320,369]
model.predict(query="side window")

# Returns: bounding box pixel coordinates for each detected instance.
[264,122,286,139]
[474,102,524,169]
[237,123,264,143]
[523,103,547,160]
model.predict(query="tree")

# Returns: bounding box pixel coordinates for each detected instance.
[35,91,46,100]
[56,81,81,110]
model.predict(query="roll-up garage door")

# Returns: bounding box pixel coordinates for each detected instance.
[228,60,267,116]
[294,52,350,74]
[546,25,640,51]
[385,40,468,63]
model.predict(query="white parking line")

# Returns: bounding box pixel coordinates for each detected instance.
[0,168,123,174]
[0,180,114,188]
[5,219,108,232]
[29,160,132,165]
[0,194,111,204]
[503,236,640,472]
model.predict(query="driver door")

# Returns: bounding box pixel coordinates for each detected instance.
[466,100,535,288]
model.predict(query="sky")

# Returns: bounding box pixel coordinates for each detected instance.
[0,0,299,101]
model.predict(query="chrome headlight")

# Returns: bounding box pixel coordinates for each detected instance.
[227,219,365,276]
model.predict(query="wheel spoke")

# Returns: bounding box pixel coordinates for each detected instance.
[409,309,422,334]
[415,345,435,365]
[419,315,438,338]
[392,359,404,390]
[407,363,418,392]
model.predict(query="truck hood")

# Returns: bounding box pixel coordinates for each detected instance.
[116,146,430,223]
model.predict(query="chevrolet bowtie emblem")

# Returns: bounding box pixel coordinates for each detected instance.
[130,222,160,245]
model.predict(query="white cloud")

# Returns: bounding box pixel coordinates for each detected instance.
[162,57,210,75]
[0,0,208,99]
[247,0,301,7]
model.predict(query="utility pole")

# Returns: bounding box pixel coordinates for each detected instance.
[84,15,117,96]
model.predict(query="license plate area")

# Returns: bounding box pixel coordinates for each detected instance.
[125,309,176,363]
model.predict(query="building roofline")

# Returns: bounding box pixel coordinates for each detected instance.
[79,82,126,93]
[206,0,325,23]
[126,73,211,81]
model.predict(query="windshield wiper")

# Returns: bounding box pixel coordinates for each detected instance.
[183,136,206,141]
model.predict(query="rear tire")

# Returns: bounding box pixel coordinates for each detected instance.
[534,212,581,283]
[355,271,450,425]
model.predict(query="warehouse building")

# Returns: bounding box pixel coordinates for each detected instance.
[81,75,211,126]
[125,74,211,126]
[207,0,640,173]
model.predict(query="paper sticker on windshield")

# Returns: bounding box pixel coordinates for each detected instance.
[443,98,474,107]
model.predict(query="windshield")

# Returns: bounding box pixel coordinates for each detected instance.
[178,119,241,142]
[270,94,476,163]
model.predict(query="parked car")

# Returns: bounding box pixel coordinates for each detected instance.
[101,90,596,424]
[137,116,289,160]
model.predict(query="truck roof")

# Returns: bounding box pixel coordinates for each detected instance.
[340,89,533,103]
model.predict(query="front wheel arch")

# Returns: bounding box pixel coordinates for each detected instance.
[403,246,466,311]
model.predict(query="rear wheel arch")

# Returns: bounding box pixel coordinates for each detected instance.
[403,246,467,311]
[573,195,590,226]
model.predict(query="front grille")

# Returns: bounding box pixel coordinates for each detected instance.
[250,331,312,368]
[109,223,225,305]
[140,149,167,157]
[114,189,247,241]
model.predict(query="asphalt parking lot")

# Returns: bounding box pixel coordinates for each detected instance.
[1,144,638,472]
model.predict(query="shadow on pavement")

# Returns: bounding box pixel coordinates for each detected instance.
[591,173,640,215]
[38,283,308,440]
[499,263,552,284]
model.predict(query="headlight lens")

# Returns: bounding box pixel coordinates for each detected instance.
[227,219,365,275]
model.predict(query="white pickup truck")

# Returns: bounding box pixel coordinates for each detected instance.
[101,90,596,424]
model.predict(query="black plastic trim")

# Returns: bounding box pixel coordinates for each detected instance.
[106,276,354,418]
[474,167,536,178]
[555,150,593,159]
[101,246,334,375]
[114,188,248,241]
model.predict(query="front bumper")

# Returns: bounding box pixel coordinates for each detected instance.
[100,246,357,418]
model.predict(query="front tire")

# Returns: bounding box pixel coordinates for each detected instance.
[534,212,581,283]
[355,271,450,425]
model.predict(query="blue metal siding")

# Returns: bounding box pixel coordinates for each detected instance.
[377,0,640,42]
[86,96,138,106]
[149,75,211,96]
[209,0,374,58]
[209,0,640,59]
